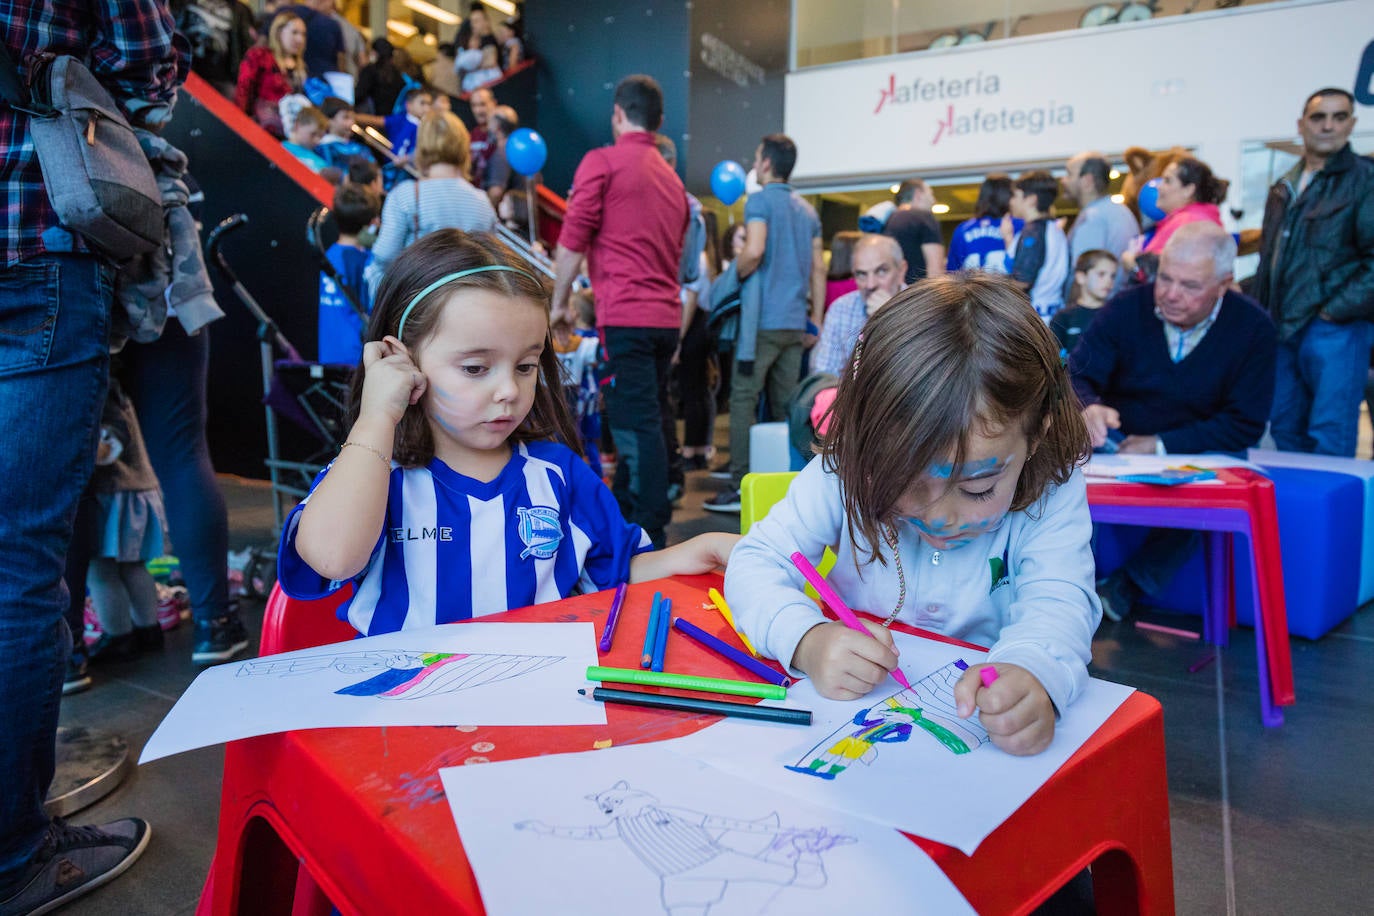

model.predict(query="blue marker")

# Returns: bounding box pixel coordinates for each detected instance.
[640,592,663,669]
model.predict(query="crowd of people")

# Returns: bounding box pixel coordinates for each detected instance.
[0,0,1370,904]
[185,0,529,205]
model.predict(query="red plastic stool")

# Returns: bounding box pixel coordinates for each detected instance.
[197,584,355,916]
[1088,467,1294,726]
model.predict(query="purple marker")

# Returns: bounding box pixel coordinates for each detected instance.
[598,583,628,653]
[671,616,792,688]
[954,659,969,671]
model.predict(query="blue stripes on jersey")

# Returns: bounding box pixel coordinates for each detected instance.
[278,441,652,636]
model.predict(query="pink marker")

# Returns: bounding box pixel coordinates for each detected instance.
[789,551,913,691]
[980,666,999,688]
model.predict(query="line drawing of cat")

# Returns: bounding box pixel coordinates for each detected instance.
[517,780,856,915]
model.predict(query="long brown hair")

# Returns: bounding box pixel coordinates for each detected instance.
[350,230,580,467]
[1067,249,1117,307]
[819,273,1090,563]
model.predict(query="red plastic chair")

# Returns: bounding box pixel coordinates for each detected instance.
[257,583,356,655]
[198,584,355,916]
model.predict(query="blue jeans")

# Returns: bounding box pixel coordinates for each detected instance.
[0,255,111,888]
[602,326,679,549]
[1270,318,1373,457]
[122,323,230,625]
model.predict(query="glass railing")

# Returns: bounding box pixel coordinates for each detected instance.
[794,0,1291,69]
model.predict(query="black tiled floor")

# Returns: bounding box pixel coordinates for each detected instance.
[54,449,1373,914]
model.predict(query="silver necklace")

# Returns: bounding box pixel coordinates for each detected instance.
[880,524,907,626]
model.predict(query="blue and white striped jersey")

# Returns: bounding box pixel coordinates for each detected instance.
[278,440,653,636]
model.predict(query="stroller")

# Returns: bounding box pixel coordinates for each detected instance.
[206,212,363,535]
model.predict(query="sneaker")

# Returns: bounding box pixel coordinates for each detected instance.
[0,816,150,916]
[191,614,250,665]
[682,454,710,472]
[703,488,742,513]
[708,460,733,480]
[85,632,141,666]
[1096,571,1140,623]
[666,482,685,509]
[62,651,92,697]
[155,585,187,632]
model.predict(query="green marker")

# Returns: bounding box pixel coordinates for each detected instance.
[585,666,787,700]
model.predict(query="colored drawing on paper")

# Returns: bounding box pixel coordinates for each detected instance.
[785,661,988,780]
[235,650,564,700]
[517,780,855,914]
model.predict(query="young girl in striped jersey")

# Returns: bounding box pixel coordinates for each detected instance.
[280,230,737,636]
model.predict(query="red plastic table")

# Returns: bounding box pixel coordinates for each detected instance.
[199,575,1174,916]
[1087,467,1295,726]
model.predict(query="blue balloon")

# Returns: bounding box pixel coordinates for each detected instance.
[506,128,548,176]
[1138,178,1166,222]
[711,160,747,206]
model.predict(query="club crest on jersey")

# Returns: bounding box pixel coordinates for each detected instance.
[517,506,562,560]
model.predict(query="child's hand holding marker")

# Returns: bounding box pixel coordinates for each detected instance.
[954,663,1056,756]
[793,620,901,701]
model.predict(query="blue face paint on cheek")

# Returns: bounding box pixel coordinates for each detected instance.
[905,516,952,536]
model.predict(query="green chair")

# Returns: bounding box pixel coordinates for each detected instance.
[740,472,835,598]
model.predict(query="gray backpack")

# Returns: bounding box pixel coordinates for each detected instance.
[0,49,163,261]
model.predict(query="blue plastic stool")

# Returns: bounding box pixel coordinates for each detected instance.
[1250,449,1374,605]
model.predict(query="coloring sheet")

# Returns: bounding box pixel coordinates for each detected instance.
[1083,452,1257,480]
[140,622,603,763]
[671,631,1135,855]
[439,742,974,916]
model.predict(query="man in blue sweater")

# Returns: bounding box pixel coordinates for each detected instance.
[1070,222,1277,620]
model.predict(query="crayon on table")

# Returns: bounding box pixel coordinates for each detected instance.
[597,583,628,653]
[788,551,913,691]
[671,616,791,688]
[585,666,787,700]
[650,598,671,672]
[580,686,811,726]
[640,591,663,669]
[707,587,758,657]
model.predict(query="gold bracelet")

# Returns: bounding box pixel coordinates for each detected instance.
[341,441,391,467]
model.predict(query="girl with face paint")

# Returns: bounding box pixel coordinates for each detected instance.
[725,273,1099,756]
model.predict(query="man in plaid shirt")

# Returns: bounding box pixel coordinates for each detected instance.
[0,3,186,914]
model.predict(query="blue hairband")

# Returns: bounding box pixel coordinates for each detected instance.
[396,265,541,341]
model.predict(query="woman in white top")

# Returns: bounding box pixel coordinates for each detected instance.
[367,111,497,290]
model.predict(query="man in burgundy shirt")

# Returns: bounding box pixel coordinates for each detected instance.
[551,74,688,548]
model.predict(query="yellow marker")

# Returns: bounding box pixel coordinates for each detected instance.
[708,587,759,657]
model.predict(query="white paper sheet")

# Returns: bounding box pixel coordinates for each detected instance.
[671,632,1135,856]
[140,622,604,763]
[439,743,974,916]
[1084,452,1260,481]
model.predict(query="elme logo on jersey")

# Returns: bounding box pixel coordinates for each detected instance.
[872,71,1074,146]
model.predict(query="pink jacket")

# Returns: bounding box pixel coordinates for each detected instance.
[1144,202,1222,254]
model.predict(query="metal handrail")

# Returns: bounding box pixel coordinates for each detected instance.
[494,222,554,278]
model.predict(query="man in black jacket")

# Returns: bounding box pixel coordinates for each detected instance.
[1256,87,1374,456]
